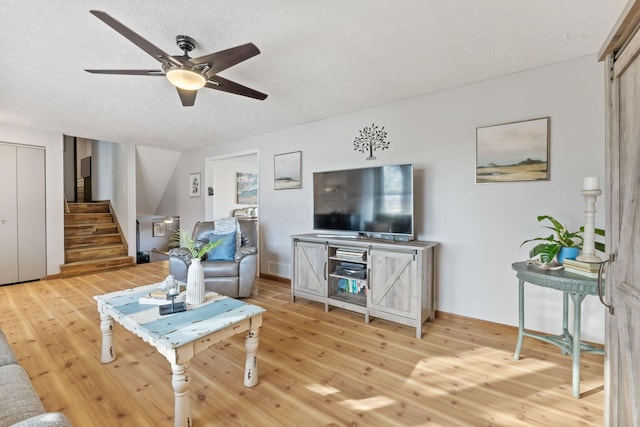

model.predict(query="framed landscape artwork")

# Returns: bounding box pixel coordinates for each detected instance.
[274,151,302,190]
[476,117,550,183]
[236,172,258,204]
[189,172,201,197]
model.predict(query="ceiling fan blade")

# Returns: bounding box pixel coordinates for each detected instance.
[191,43,260,76]
[85,69,165,76]
[177,88,198,107]
[89,10,182,67]
[205,75,267,100]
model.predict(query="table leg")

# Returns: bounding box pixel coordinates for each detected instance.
[570,293,586,398]
[561,292,569,355]
[99,313,116,363]
[171,362,191,427]
[514,279,525,360]
[244,327,260,387]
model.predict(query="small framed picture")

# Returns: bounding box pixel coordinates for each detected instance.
[189,172,201,197]
[476,117,550,183]
[274,151,302,190]
[237,172,258,204]
[152,221,166,237]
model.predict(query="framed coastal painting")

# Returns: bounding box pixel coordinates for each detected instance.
[476,117,550,183]
[274,151,302,190]
[236,172,258,204]
[189,172,201,197]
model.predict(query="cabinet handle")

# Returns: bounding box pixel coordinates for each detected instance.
[324,261,327,280]
[367,268,371,289]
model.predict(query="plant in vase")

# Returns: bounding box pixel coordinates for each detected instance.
[171,228,221,304]
[520,215,584,265]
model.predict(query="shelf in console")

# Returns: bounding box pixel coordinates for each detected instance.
[328,292,367,307]
[330,256,367,262]
[329,273,367,281]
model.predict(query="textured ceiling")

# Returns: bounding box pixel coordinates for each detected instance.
[0,1,620,152]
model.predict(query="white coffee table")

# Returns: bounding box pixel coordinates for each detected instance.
[94,284,266,427]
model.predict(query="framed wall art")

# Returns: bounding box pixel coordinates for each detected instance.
[476,117,550,183]
[274,151,302,190]
[189,172,201,197]
[152,220,166,237]
[236,172,258,204]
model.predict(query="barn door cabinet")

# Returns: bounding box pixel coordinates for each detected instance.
[291,240,328,307]
[291,234,438,338]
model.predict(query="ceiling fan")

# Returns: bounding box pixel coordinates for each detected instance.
[85,10,267,107]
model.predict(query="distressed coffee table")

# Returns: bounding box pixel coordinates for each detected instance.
[94,284,266,427]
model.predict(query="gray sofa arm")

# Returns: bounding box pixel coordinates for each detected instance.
[234,245,257,261]
[169,247,192,264]
[12,413,72,427]
[168,248,193,282]
[238,251,258,297]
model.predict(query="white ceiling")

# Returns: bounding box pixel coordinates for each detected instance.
[0,1,621,152]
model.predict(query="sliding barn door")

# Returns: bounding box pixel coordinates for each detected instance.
[600,1,640,424]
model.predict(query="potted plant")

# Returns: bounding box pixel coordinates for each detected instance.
[171,228,221,259]
[171,228,221,304]
[520,215,584,265]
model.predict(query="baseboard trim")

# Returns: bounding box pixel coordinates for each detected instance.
[259,273,290,284]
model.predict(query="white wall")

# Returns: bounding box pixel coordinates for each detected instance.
[208,153,258,220]
[0,124,65,276]
[137,215,180,253]
[166,55,606,343]
[136,145,181,216]
[92,140,137,257]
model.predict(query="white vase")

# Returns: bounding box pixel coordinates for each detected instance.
[186,258,206,304]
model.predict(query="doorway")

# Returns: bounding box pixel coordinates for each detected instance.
[205,150,259,274]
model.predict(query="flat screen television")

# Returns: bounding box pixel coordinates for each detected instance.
[313,163,414,241]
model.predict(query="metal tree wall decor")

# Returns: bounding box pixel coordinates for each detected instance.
[353,123,390,160]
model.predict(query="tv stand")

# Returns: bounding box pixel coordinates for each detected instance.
[291,233,438,339]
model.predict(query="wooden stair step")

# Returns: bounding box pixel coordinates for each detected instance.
[65,233,123,249]
[64,223,119,236]
[67,202,110,214]
[65,213,114,225]
[65,244,128,263]
[59,256,135,278]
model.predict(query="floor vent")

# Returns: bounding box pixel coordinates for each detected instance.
[267,262,291,277]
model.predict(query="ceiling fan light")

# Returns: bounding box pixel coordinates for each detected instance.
[166,68,206,90]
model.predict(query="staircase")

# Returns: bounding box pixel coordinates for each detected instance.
[60,201,135,278]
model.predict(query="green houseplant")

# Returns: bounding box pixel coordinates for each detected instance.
[520,215,584,264]
[171,228,221,259]
[171,228,222,304]
[520,215,606,264]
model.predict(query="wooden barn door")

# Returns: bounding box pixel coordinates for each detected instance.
[600,1,640,424]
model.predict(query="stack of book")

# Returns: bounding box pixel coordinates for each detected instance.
[139,283,187,305]
[563,259,602,278]
[335,247,366,262]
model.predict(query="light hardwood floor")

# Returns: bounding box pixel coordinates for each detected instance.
[0,262,604,426]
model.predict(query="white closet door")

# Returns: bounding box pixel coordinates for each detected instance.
[17,146,46,282]
[0,145,18,284]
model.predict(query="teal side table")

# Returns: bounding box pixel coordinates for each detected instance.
[511,261,604,398]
